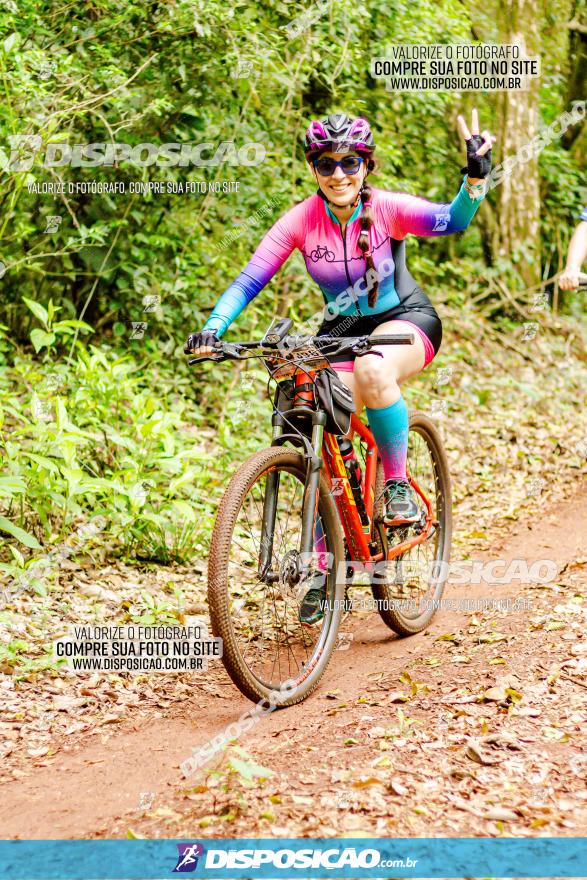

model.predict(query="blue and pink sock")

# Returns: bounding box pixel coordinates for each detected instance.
[365,395,409,482]
[313,396,409,565]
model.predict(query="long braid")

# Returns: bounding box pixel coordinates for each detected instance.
[357,162,378,307]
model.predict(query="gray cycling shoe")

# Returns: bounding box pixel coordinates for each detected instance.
[383,479,420,524]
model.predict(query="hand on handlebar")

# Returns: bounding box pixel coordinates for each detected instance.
[559,268,585,291]
[184,330,416,367]
[184,330,221,357]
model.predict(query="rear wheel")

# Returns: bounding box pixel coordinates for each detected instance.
[208,446,345,706]
[370,410,452,634]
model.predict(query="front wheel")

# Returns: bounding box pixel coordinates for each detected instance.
[208,446,345,706]
[370,410,453,635]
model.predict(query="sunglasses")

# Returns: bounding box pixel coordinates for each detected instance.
[312,156,364,177]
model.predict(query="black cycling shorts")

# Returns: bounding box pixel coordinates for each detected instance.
[317,286,442,367]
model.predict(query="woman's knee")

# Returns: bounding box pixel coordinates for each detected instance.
[354,360,401,408]
[371,320,427,379]
[354,355,400,394]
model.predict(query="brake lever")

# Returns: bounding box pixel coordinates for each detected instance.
[222,342,246,358]
[356,350,384,359]
[187,353,224,365]
[352,338,384,359]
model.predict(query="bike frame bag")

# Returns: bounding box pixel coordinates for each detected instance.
[273,368,356,436]
[313,367,356,435]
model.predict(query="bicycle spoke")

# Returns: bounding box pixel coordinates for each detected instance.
[372,417,449,622]
[224,464,332,689]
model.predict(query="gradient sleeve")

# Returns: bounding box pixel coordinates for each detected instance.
[383,176,484,240]
[580,206,587,222]
[202,202,305,337]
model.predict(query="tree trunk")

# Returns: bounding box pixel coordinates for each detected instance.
[493,0,542,288]
[562,5,587,150]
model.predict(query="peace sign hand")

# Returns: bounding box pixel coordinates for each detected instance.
[457,108,496,181]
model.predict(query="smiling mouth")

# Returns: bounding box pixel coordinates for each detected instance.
[329,183,351,193]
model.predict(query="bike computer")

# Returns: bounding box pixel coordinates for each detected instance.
[262,317,293,346]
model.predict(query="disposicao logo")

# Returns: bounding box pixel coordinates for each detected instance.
[173,843,205,873]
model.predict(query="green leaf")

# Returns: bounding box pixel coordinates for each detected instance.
[77,476,119,492]
[0,475,27,496]
[169,470,201,493]
[8,545,25,567]
[30,329,56,352]
[3,33,19,54]
[0,515,42,549]
[23,298,49,327]
[52,320,94,333]
[171,500,196,521]
[56,398,69,430]
[101,427,135,450]
[21,453,60,474]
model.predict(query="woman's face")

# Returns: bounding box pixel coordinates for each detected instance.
[311,150,367,207]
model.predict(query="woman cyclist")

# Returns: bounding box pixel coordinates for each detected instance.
[559,204,587,290]
[186,110,496,623]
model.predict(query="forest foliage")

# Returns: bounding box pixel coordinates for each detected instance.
[0,0,585,579]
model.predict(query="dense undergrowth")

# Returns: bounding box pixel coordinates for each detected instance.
[2,276,586,601]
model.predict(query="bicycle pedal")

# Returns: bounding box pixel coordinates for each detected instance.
[412,512,429,534]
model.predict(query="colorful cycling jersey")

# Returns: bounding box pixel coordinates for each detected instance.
[581,206,587,222]
[203,176,484,337]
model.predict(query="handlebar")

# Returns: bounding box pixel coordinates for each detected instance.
[559,271,587,290]
[186,332,415,366]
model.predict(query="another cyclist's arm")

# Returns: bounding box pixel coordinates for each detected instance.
[560,209,587,291]
[198,201,306,340]
[380,176,485,240]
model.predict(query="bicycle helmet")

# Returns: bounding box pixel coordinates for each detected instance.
[304,113,375,158]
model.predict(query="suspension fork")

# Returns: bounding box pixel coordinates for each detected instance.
[257,411,326,580]
[300,412,326,559]
[257,416,284,580]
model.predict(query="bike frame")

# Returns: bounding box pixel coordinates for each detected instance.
[269,368,438,570]
[322,414,436,565]
[191,329,442,589]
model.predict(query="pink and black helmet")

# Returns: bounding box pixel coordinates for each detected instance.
[304,113,375,158]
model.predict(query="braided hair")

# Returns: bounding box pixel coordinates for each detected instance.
[356,155,378,307]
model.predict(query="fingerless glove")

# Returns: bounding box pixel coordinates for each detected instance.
[460,134,492,179]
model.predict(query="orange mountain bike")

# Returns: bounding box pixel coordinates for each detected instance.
[188,318,452,706]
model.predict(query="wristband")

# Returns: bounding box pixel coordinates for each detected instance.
[463,177,486,199]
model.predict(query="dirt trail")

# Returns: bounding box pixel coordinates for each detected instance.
[1,481,586,839]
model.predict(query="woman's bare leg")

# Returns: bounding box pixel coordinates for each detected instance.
[353,319,426,408]
[350,319,428,521]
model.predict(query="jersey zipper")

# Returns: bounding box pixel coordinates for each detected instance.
[340,224,363,317]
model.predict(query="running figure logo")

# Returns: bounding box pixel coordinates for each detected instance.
[173,843,204,872]
[432,212,451,232]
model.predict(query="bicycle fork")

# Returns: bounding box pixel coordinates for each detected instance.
[257,412,326,584]
[300,414,326,563]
